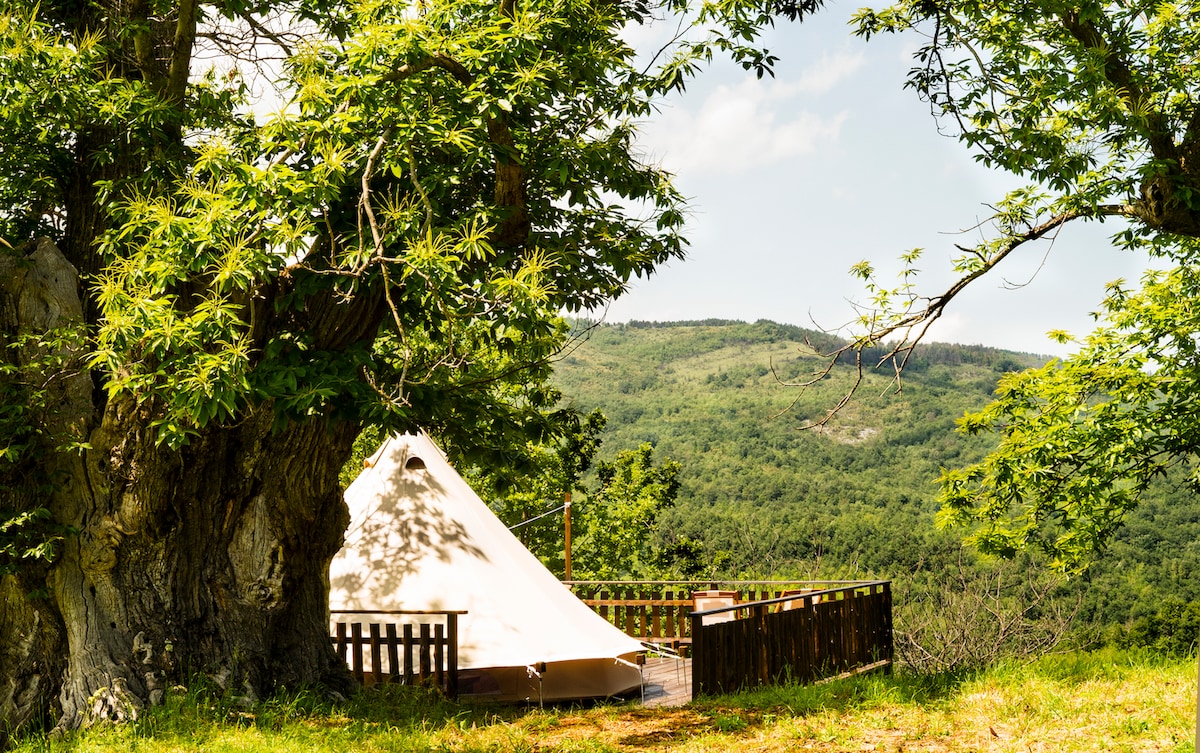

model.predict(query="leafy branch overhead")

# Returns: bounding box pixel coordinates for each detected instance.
[811,0,1200,571]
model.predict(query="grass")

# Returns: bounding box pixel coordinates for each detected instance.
[10,650,1195,752]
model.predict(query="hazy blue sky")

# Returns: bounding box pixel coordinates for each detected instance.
[596,2,1152,358]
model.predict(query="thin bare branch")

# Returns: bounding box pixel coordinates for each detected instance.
[782,203,1136,427]
[233,9,297,58]
[359,129,392,265]
[408,144,434,236]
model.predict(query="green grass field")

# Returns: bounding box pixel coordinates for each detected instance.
[12,650,1194,752]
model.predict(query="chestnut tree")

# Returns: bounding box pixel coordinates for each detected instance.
[0,0,819,733]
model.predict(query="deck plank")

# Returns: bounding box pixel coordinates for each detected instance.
[639,656,692,707]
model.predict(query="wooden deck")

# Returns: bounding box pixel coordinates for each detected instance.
[639,656,692,707]
[570,581,893,700]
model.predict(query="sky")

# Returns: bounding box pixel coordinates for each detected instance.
[594,2,1154,358]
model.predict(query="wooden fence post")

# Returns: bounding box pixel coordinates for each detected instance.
[419,623,432,681]
[403,623,415,686]
[434,623,445,691]
[350,623,364,683]
[335,622,348,667]
[369,622,383,685]
[690,611,705,697]
[753,604,768,687]
[447,613,459,698]
[385,623,399,682]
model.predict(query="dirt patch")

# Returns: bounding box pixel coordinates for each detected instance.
[522,708,715,750]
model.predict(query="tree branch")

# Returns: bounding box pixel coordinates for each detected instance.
[232,9,296,58]
[786,203,1137,427]
[1058,11,1176,162]
[379,51,528,247]
[130,0,160,86]
[167,0,200,105]
[359,130,392,263]
[379,53,473,86]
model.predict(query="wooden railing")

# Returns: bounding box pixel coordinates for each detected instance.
[568,583,693,651]
[566,581,879,655]
[330,610,465,699]
[689,581,893,696]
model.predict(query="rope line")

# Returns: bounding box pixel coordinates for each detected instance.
[507,503,567,530]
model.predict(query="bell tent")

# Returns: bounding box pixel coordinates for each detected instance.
[328,432,645,701]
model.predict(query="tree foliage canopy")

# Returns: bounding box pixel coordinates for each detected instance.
[7,0,695,449]
[475,411,690,580]
[0,0,819,550]
[843,0,1200,571]
[0,0,825,731]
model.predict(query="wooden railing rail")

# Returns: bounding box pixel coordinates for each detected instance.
[569,586,692,650]
[689,581,893,697]
[565,580,872,654]
[330,610,466,699]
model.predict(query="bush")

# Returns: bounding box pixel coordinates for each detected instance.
[1118,597,1200,656]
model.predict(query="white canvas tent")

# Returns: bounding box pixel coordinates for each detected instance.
[328,432,645,701]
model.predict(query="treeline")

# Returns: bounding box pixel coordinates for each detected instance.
[578,319,1047,373]
[552,319,1200,659]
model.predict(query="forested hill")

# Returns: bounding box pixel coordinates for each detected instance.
[551,319,1200,634]
[551,319,1041,573]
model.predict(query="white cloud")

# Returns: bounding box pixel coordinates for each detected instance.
[603,12,1153,357]
[635,50,864,177]
[791,50,867,94]
[639,88,847,176]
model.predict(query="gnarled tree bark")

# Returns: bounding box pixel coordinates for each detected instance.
[0,239,360,732]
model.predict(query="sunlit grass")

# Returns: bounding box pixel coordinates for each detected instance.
[12,649,1194,753]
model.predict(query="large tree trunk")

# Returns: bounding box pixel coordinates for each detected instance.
[0,240,357,733]
[50,406,358,728]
